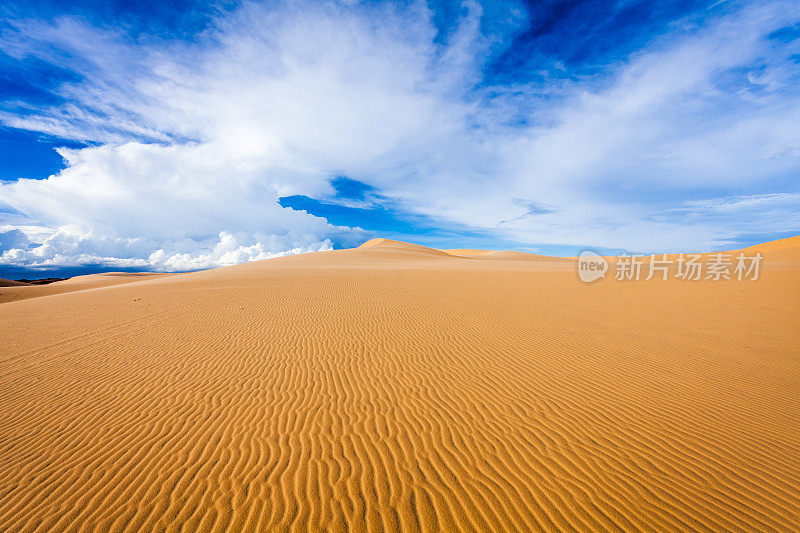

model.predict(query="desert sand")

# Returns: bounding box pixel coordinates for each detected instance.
[0,278,30,287]
[0,237,798,531]
[0,272,171,304]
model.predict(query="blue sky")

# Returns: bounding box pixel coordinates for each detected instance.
[1,0,799,277]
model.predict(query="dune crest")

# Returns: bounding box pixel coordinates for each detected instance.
[356,238,452,258]
[445,249,565,261]
[739,234,800,253]
[0,272,170,304]
[0,279,29,287]
[735,235,800,262]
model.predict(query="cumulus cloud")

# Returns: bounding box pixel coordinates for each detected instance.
[0,225,334,271]
[1,0,799,271]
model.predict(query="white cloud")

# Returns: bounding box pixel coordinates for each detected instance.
[0,226,334,272]
[679,193,800,214]
[1,0,799,270]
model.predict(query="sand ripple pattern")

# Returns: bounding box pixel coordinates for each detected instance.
[1,243,799,531]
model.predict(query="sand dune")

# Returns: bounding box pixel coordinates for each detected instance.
[359,238,454,257]
[0,272,171,304]
[0,237,798,531]
[0,278,30,287]
[737,235,800,263]
[445,249,564,261]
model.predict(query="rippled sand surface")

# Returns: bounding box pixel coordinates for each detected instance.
[1,237,798,531]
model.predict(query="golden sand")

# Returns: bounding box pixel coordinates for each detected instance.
[0,273,170,304]
[0,278,30,287]
[1,237,798,531]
